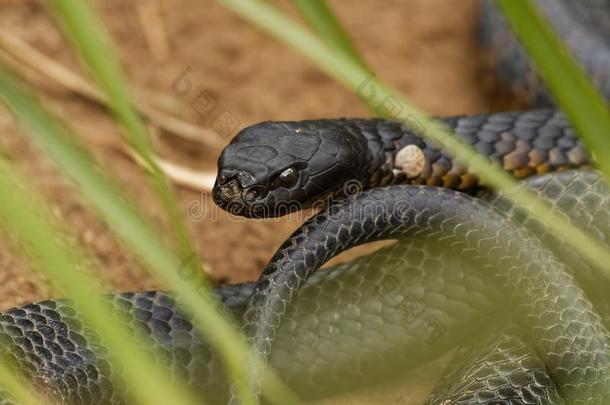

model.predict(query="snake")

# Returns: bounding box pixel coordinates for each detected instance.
[1,0,610,404]
[213,115,606,403]
[214,1,606,403]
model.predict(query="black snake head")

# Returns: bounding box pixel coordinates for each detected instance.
[213,120,379,218]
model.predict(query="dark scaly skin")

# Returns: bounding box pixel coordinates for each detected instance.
[268,238,498,399]
[240,182,610,403]
[426,322,563,405]
[480,0,610,105]
[428,170,610,404]
[213,110,589,218]
[484,170,610,302]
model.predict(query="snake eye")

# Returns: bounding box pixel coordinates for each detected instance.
[271,167,298,189]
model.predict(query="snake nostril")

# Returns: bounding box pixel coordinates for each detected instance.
[244,190,258,203]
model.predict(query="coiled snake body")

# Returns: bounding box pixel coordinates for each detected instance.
[214,114,606,403]
[3,171,609,404]
[2,1,610,404]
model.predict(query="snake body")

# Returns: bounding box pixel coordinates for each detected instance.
[480,0,610,105]
[0,239,497,404]
[235,179,610,403]
[2,171,609,404]
[3,0,610,404]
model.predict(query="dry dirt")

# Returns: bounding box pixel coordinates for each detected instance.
[0,0,500,403]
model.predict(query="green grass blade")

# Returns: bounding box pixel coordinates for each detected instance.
[0,359,48,405]
[47,0,204,282]
[213,0,610,276]
[0,165,201,405]
[0,64,300,405]
[495,0,610,183]
[291,0,370,73]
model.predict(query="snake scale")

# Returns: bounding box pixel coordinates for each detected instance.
[2,0,610,404]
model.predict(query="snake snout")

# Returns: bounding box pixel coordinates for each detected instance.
[213,178,249,207]
[214,178,242,202]
[213,175,270,217]
[213,181,249,217]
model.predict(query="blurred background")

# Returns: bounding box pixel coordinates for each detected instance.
[0,0,490,316]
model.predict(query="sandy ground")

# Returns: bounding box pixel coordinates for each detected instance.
[0,0,499,402]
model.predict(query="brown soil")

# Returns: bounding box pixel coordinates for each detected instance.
[0,0,492,402]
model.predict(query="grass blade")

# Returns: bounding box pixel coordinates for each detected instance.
[0,359,48,405]
[213,0,610,277]
[0,63,299,405]
[495,0,610,184]
[0,162,200,405]
[47,0,204,282]
[291,0,370,73]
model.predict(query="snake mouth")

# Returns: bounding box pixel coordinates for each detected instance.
[213,180,304,218]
